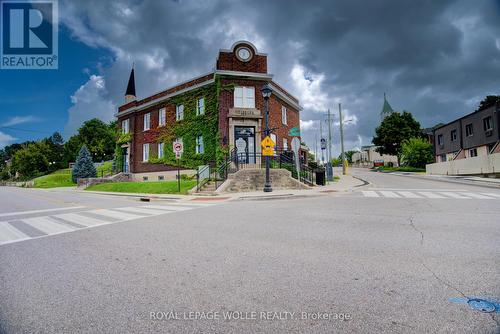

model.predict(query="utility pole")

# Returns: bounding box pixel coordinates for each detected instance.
[314,131,318,163]
[339,103,346,175]
[326,109,333,181]
[320,120,324,164]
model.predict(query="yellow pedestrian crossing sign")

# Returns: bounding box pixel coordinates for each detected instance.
[261,136,275,156]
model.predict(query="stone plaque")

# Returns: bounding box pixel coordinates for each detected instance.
[228,108,262,119]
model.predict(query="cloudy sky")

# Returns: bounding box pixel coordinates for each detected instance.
[1,0,499,157]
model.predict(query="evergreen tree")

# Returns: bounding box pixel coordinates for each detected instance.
[72,145,97,183]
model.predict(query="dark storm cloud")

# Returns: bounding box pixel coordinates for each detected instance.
[61,0,500,154]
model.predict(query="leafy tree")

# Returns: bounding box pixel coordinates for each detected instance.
[476,95,500,112]
[372,111,422,165]
[71,145,97,183]
[338,150,356,163]
[11,142,52,178]
[77,118,116,162]
[43,132,65,171]
[331,157,341,167]
[401,138,434,168]
[63,134,82,165]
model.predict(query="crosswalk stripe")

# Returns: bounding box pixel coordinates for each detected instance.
[438,192,471,199]
[481,193,500,198]
[379,191,400,198]
[0,222,30,243]
[397,191,422,198]
[139,205,193,211]
[362,191,379,197]
[54,213,108,227]
[114,207,171,215]
[0,206,86,218]
[22,217,75,234]
[88,209,144,221]
[417,192,447,199]
[459,192,495,199]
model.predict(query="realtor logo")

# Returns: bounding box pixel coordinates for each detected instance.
[1,0,58,69]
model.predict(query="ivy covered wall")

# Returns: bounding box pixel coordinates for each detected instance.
[149,82,219,169]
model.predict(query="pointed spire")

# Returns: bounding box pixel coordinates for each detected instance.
[125,64,136,102]
[381,92,394,119]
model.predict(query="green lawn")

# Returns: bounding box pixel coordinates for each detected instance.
[33,169,75,188]
[96,161,113,177]
[85,180,197,194]
[375,166,426,173]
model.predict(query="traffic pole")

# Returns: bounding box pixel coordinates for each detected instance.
[177,158,181,192]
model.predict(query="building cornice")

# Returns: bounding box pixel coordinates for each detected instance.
[214,69,273,80]
[268,82,302,111]
[115,78,215,117]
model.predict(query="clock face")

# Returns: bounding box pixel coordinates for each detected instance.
[237,47,251,61]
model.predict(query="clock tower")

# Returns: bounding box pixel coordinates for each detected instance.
[216,41,268,74]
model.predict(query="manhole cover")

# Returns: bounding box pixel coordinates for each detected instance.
[467,299,496,313]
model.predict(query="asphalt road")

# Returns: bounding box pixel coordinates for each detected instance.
[0,171,499,333]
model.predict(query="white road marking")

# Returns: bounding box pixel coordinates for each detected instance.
[397,191,422,198]
[22,217,75,234]
[417,192,447,199]
[139,205,193,211]
[114,207,171,215]
[438,192,471,199]
[369,188,468,192]
[0,206,85,218]
[481,193,500,198]
[379,191,401,198]
[362,191,379,197]
[0,222,30,243]
[459,192,495,199]
[87,209,144,221]
[54,213,108,227]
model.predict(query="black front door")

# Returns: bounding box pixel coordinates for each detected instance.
[234,126,256,164]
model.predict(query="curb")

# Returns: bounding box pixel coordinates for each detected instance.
[383,172,500,189]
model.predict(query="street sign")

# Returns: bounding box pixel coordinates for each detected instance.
[173,141,183,159]
[261,136,275,156]
[320,138,326,150]
[288,126,300,137]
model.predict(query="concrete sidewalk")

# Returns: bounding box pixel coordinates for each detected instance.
[385,171,500,188]
[71,174,366,202]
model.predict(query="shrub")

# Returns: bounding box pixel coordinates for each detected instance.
[400,138,434,168]
[72,145,97,183]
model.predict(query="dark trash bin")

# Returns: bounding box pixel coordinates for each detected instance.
[315,169,325,186]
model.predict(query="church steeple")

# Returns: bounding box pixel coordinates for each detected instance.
[381,92,394,120]
[125,65,136,103]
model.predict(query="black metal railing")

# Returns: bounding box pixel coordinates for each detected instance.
[196,164,211,192]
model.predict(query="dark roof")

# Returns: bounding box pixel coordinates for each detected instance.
[125,68,136,97]
[381,93,394,117]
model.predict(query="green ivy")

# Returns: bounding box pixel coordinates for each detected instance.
[117,132,132,145]
[151,81,220,169]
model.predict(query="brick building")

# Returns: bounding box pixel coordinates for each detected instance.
[115,41,302,177]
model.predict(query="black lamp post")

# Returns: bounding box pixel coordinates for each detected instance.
[261,83,273,192]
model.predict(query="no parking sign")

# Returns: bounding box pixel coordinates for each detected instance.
[173,141,183,159]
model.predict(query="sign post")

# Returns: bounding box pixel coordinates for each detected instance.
[291,137,301,179]
[173,141,184,192]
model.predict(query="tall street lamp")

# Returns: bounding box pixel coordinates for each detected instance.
[261,83,273,192]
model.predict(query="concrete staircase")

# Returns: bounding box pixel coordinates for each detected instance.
[218,169,310,193]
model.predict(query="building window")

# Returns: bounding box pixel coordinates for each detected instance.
[196,98,205,115]
[158,142,164,158]
[483,116,493,131]
[465,123,473,137]
[159,108,166,127]
[176,104,184,121]
[469,148,477,157]
[196,135,204,154]
[234,86,255,108]
[143,113,151,131]
[450,129,457,142]
[121,119,129,134]
[283,138,288,150]
[281,106,287,125]
[437,134,443,147]
[143,143,150,162]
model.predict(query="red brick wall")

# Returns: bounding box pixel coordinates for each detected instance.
[218,78,300,149]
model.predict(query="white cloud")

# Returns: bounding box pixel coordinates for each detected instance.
[3,115,41,127]
[0,131,16,148]
[65,75,116,136]
[290,64,329,112]
[300,120,316,131]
